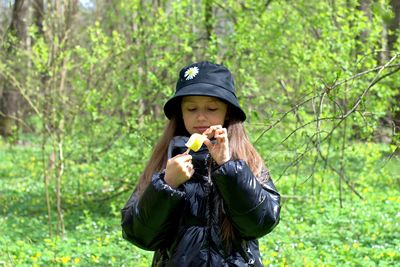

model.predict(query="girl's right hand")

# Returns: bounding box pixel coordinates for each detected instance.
[164,154,194,188]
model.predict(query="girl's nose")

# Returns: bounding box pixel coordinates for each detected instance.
[196,112,206,121]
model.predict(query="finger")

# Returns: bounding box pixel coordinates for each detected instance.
[214,129,228,143]
[214,127,227,135]
[172,153,192,160]
[214,130,227,138]
[177,154,192,162]
[203,125,223,139]
[181,162,192,173]
[186,163,193,170]
[209,125,223,130]
[185,165,194,178]
[202,128,213,138]
[203,138,214,150]
[215,136,225,143]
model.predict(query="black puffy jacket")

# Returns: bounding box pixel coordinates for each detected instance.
[121,136,280,266]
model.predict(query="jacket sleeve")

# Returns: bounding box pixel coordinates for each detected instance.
[121,172,186,250]
[212,159,280,239]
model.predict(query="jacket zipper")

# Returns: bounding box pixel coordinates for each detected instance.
[206,154,213,267]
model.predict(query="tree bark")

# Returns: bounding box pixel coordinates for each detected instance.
[33,0,44,35]
[0,0,28,137]
[388,0,400,135]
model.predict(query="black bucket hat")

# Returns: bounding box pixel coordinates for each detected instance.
[163,61,246,121]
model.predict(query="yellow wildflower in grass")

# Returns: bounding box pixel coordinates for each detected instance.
[61,256,71,264]
[352,242,359,249]
[303,257,316,267]
[387,251,396,258]
[387,196,399,203]
[31,252,42,264]
[263,258,271,265]
[91,255,99,263]
[279,256,287,267]
[343,244,350,252]
[298,242,304,248]
[74,258,81,264]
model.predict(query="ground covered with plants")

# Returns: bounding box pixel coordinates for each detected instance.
[1,135,398,266]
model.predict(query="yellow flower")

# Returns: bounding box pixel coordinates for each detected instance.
[387,251,396,258]
[31,252,42,262]
[74,258,81,264]
[61,256,71,264]
[352,242,359,249]
[91,255,99,263]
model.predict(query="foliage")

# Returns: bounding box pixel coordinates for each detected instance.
[1,137,399,266]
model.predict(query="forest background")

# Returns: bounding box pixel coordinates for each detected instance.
[0,0,399,266]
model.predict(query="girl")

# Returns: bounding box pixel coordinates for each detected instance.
[121,61,280,266]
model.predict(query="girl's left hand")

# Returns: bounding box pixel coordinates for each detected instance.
[203,125,230,165]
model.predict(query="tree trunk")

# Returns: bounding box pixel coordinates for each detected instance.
[0,0,28,137]
[33,0,44,35]
[205,0,213,42]
[388,0,400,135]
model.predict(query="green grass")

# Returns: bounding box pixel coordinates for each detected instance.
[0,139,399,266]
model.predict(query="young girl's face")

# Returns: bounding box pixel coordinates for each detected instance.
[181,96,228,134]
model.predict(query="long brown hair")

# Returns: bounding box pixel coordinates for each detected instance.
[136,106,269,245]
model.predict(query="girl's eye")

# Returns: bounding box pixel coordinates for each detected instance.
[208,108,217,111]
[187,108,197,112]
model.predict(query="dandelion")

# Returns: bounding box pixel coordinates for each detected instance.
[61,256,71,264]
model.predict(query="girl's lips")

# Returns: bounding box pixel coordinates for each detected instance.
[195,127,209,133]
